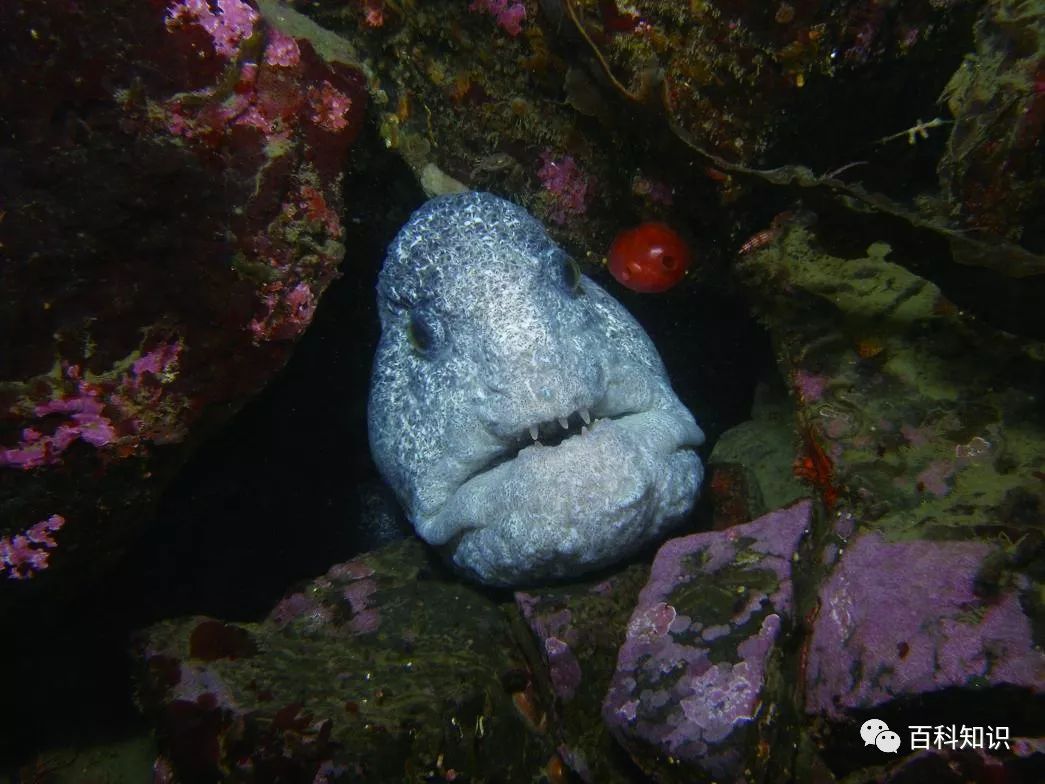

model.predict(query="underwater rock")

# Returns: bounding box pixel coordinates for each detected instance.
[368,192,705,586]
[135,539,554,781]
[514,565,651,783]
[805,533,1044,717]
[708,381,810,527]
[939,0,1045,245]
[588,0,971,168]
[0,0,365,595]
[602,501,811,783]
[281,0,1044,313]
[842,742,1045,784]
[736,224,1045,534]
[736,219,1045,779]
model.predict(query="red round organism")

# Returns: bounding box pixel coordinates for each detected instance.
[607,222,692,293]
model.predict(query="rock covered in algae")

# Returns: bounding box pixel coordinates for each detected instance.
[805,533,1044,718]
[939,0,1045,243]
[602,501,811,783]
[0,0,365,596]
[515,564,651,783]
[135,539,555,782]
[734,220,1045,780]
[707,381,810,528]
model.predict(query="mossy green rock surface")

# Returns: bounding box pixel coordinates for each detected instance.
[136,539,554,782]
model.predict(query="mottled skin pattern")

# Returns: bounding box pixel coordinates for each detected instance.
[368,193,704,586]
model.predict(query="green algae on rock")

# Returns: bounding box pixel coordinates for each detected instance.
[135,539,556,782]
[734,218,1045,780]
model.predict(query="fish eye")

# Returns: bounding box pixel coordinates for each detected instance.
[407,311,440,356]
[558,254,582,295]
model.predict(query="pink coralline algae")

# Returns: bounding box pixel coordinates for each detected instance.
[263,29,300,68]
[1,341,183,469]
[308,561,386,636]
[249,281,316,343]
[159,5,359,347]
[515,593,583,701]
[268,592,319,627]
[792,368,828,403]
[603,502,810,776]
[916,458,955,496]
[0,514,66,580]
[327,559,375,582]
[162,15,360,149]
[308,81,354,133]
[468,0,527,37]
[247,181,344,342]
[165,60,288,142]
[131,341,183,379]
[342,577,377,614]
[544,636,583,701]
[348,607,381,635]
[678,615,780,744]
[804,533,1045,720]
[1,394,115,469]
[537,151,592,224]
[165,0,259,60]
[626,601,677,641]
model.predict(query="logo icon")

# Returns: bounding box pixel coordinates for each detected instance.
[860,718,901,753]
[876,730,901,753]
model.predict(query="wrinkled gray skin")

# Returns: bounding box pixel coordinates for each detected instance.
[368,193,704,586]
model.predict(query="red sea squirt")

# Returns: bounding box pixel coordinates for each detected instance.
[607,222,692,293]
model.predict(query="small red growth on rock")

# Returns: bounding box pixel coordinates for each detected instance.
[512,683,547,733]
[189,620,257,661]
[796,599,821,700]
[600,0,640,32]
[709,463,753,530]
[793,427,839,509]
[271,702,310,731]
[608,222,692,293]
[362,0,384,28]
[545,753,568,784]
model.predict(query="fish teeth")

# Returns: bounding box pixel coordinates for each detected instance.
[579,408,591,425]
[558,417,569,430]
[529,425,539,441]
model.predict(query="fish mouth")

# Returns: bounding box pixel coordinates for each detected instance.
[418,393,704,554]
[461,398,702,492]
[465,406,626,483]
[427,400,704,579]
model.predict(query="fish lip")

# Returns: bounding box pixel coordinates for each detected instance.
[487,408,610,470]
[459,405,695,490]
[421,405,703,548]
